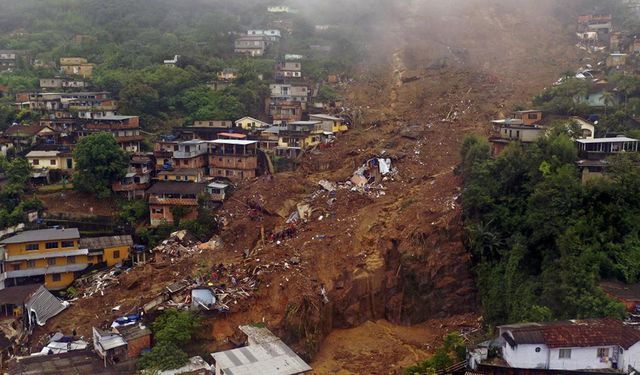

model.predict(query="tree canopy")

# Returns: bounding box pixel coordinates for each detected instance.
[72,132,128,198]
[461,131,632,324]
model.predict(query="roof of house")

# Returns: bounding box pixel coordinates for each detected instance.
[0,284,41,305]
[576,137,638,144]
[7,350,124,375]
[208,182,229,190]
[0,228,80,244]
[218,132,247,139]
[236,116,269,124]
[310,114,341,121]
[158,169,202,176]
[146,182,206,195]
[93,328,127,351]
[26,150,60,158]
[600,280,640,302]
[4,124,54,137]
[500,318,640,349]
[79,235,133,250]
[25,285,68,326]
[95,115,137,121]
[208,139,257,146]
[115,324,151,342]
[211,339,312,375]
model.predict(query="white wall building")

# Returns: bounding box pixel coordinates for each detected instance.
[498,319,640,373]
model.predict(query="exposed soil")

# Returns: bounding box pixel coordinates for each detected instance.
[37,190,117,217]
[36,0,590,372]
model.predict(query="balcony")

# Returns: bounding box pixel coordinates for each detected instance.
[173,150,208,159]
[4,263,89,278]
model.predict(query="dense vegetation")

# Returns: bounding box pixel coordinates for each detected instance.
[0,156,42,228]
[460,130,640,324]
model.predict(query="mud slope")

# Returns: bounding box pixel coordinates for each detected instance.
[41,0,586,371]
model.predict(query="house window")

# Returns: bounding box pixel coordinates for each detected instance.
[597,348,610,358]
[45,242,58,249]
[50,159,56,165]
[559,349,572,359]
[67,256,76,264]
[26,243,39,251]
[152,208,164,214]
[27,260,36,268]
[12,264,20,271]
[113,250,120,259]
[61,241,74,248]
[528,113,538,120]
[48,258,56,266]
[32,159,39,165]
[52,273,61,282]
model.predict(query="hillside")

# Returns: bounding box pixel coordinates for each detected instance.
[31,0,593,373]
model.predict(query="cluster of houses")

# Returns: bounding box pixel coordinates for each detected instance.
[489,109,640,182]
[8,324,311,374]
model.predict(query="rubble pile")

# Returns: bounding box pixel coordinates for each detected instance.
[75,268,122,298]
[152,230,204,262]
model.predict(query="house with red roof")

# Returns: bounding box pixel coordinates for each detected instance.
[495,318,640,373]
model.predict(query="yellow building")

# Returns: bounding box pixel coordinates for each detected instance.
[157,168,205,182]
[0,228,89,290]
[235,116,270,131]
[26,150,75,171]
[79,235,132,267]
[309,114,348,133]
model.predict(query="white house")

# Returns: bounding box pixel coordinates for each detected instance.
[498,319,640,373]
[247,29,281,42]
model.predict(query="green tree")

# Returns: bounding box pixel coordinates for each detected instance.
[73,132,129,199]
[138,309,200,372]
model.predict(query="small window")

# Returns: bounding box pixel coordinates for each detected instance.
[67,256,76,264]
[27,260,36,268]
[48,258,56,266]
[50,159,56,165]
[52,273,61,282]
[26,243,39,251]
[45,242,58,249]
[12,264,20,271]
[152,208,164,214]
[61,241,74,248]
[113,250,120,259]
[535,347,541,353]
[559,349,572,359]
[32,159,39,165]
[597,347,610,358]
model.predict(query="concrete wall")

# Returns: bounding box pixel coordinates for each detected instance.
[548,346,615,370]
[503,343,550,369]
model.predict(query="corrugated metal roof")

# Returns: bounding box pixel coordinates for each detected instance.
[211,339,312,375]
[25,285,68,326]
[0,284,41,305]
[79,235,133,250]
[1,228,80,244]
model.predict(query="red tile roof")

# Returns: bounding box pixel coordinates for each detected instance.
[502,318,640,349]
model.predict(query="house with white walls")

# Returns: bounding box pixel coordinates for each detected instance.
[496,319,640,373]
